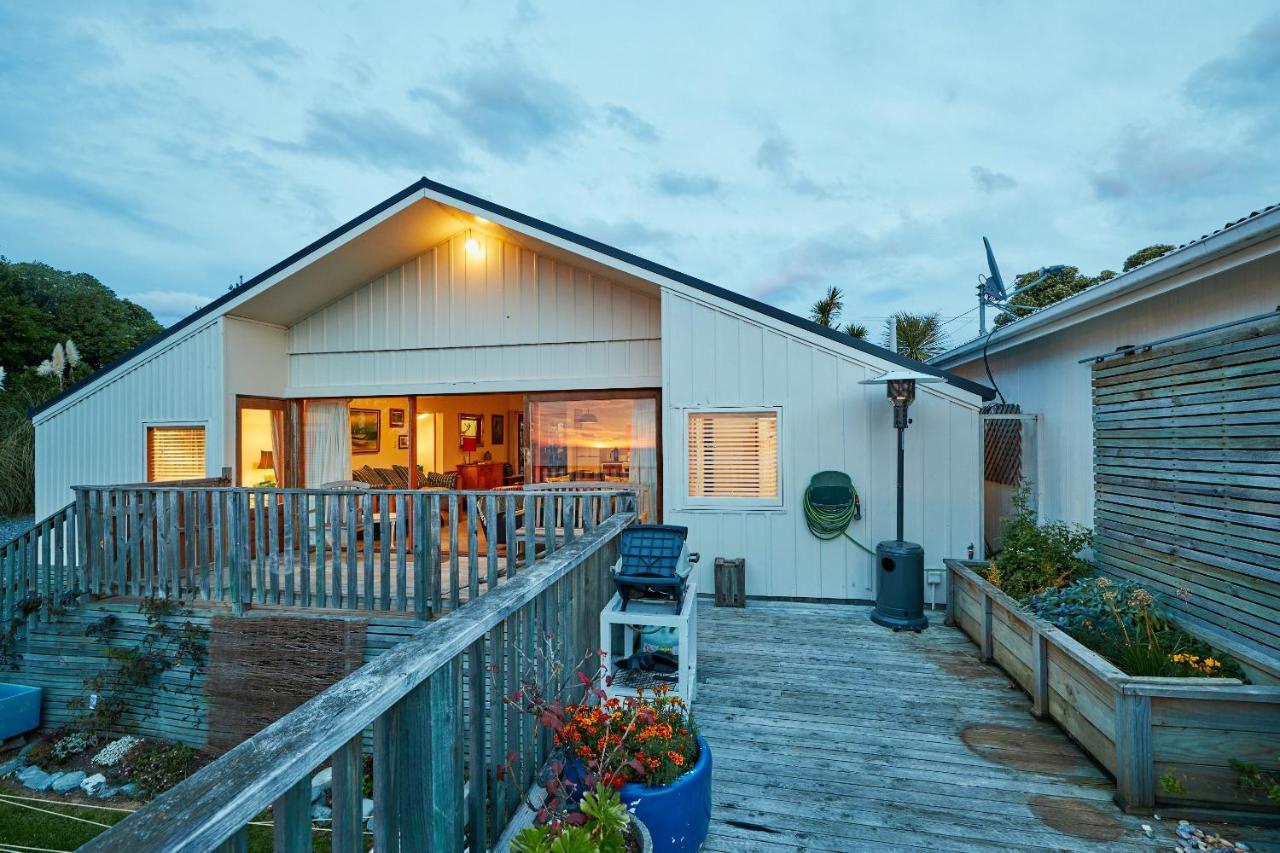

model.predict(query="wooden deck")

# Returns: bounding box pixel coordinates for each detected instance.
[695,600,1280,852]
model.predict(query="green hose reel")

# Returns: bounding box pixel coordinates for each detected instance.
[803,470,876,556]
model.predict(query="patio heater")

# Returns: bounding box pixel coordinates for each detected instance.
[860,369,943,632]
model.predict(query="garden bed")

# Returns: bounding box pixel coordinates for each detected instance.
[945,559,1280,819]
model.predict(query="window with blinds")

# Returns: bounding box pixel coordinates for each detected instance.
[686,410,780,505]
[147,426,206,482]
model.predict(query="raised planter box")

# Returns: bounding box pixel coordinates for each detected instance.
[945,559,1280,818]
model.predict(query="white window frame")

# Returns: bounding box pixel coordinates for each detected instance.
[142,420,210,483]
[681,406,783,511]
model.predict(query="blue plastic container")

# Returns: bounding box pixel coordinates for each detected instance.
[620,736,711,853]
[0,684,41,740]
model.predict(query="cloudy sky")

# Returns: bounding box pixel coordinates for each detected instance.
[1,3,1277,341]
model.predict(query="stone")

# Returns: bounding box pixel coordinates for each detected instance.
[311,767,332,802]
[81,773,108,796]
[311,803,332,822]
[0,757,21,777]
[52,770,86,793]
[19,766,55,791]
[97,785,120,800]
[362,798,374,820]
[119,782,143,799]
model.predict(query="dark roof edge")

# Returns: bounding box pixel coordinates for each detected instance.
[33,176,992,417]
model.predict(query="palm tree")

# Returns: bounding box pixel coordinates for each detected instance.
[882,312,948,361]
[843,323,868,340]
[809,286,843,328]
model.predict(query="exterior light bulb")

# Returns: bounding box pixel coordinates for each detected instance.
[464,232,483,257]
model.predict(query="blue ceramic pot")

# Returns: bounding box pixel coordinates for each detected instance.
[619,736,711,853]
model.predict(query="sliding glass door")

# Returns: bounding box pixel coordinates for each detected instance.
[527,392,660,521]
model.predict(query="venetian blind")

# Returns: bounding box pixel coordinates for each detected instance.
[687,411,779,499]
[147,426,206,482]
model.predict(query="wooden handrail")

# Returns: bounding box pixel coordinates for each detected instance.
[82,510,633,852]
[1,500,79,634]
[72,485,635,618]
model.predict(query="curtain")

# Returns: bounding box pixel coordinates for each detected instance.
[270,410,284,485]
[629,399,657,522]
[305,400,352,486]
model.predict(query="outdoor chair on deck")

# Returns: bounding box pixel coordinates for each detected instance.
[612,525,698,612]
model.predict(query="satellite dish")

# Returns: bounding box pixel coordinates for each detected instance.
[982,236,1007,302]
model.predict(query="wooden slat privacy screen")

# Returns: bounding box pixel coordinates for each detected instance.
[148,426,206,482]
[1092,312,1280,665]
[687,410,779,498]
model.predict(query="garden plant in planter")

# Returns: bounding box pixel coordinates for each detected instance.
[498,639,711,853]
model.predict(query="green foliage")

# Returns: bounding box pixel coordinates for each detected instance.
[986,484,1092,599]
[1028,577,1246,679]
[880,312,948,361]
[842,323,868,340]
[0,255,163,514]
[114,740,198,796]
[511,784,632,853]
[1231,758,1280,804]
[1159,768,1186,795]
[51,732,92,763]
[809,286,843,328]
[1123,244,1174,272]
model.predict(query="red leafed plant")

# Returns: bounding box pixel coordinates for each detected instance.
[491,631,698,830]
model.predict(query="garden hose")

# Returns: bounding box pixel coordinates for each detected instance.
[803,482,877,556]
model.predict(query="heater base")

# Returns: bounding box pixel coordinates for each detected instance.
[870,608,929,632]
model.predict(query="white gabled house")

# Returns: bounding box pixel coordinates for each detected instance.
[31,178,992,601]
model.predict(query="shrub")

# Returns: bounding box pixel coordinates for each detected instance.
[115,740,198,796]
[1028,577,1245,679]
[987,484,1091,599]
[51,732,92,764]
[92,735,142,767]
[511,784,632,853]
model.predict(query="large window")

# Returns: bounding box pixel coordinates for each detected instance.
[686,409,780,507]
[147,426,206,482]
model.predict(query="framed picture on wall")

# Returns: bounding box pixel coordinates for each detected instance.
[397,433,409,450]
[492,414,504,445]
[459,413,483,446]
[350,408,381,454]
[389,408,406,428]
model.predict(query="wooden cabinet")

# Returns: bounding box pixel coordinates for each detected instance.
[456,461,505,490]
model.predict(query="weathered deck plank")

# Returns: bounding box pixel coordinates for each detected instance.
[696,600,1280,853]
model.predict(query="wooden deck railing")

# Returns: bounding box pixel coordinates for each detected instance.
[72,485,632,618]
[81,508,632,853]
[1,501,79,636]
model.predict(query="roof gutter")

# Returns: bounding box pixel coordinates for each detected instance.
[931,206,1280,370]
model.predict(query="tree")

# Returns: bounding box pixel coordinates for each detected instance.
[1123,244,1174,272]
[882,312,948,361]
[809,286,844,328]
[843,323,868,340]
[0,256,164,515]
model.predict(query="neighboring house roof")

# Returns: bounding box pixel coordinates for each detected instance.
[32,177,994,417]
[932,202,1280,369]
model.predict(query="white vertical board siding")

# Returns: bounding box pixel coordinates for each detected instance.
[662,290,980,601]
[947,255,1279,530]
[221,317,289,464]
[33,321,224,517]
[287,233,661,395]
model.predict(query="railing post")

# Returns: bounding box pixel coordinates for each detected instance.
[331,736,364,852]
[1115,690,1154,812]
[271,776,312,852]
[212,828,248,853]
[467,636,488,850]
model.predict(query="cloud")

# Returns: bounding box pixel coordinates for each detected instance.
[0,165,186,240]
[162,26,300,82]
[1184,11,1280,126]
[602,104,659,143]
[270,108,468,173]
[753,129,846,200]
[410,56,588,161]
[125,289,212,325]
[650,171,721,197]
[1089,127,1229,200]
[971,165,1017,192]
[576,217,677,254]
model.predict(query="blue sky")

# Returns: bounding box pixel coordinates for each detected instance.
[1,2,1277,342]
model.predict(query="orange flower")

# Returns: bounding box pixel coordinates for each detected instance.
[668,751,685,766]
